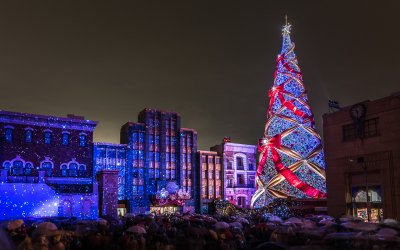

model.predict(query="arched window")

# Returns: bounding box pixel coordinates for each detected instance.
[237,196,247,208]
[41,158,53,177]
[12,160,24,176]
[69,163,78,177]
[78,164,86,177]
[79,134,86,147]
[2,157,34,176]
[5,127,13,142]
[234,153,247,171]
[60,159,84,177]
[61,164,68,177]
[25,162,33,175]
[236,157,244,169]
[2,161,11,170]
[25,130,33,143]
[353,187,382,203]
[62,132,69,146]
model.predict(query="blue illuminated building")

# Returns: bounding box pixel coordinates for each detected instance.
[119,109,198,214]
[93,143,127,201]
[179,128,198,211]
[0,111,98,219]
[0,108,198,219]
[120,122,147,213]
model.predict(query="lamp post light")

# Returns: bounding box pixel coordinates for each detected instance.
[357,157,370,222]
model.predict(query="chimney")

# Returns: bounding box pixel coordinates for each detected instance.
[223,137,231,143]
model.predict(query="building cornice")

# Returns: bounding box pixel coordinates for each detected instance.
[0,110,97,132]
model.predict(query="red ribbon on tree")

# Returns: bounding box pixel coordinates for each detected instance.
[257,134,327,198]
[268,54,315,124]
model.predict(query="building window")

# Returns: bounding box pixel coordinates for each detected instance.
[237,174,245,185]
[150,169,156,179]
[12,160,24,176]
[139,132,144,143]
[44,132,51,144]
[343,123,357,141]
[248,162,254,171]
[61,164,68,177]
[41,161,53,176]
[5,128,13,142]
[157,169,162,179]
[353,186,382,203]
[62,133,69,145]
[69,163,78,177]
[132,186,138,195]
[3,161,11,171]
[227,176,234,187]
[171,170,176,179]
[25,162,33,175]
[171,136,177,146]
[78,165,86,176]
[25,130,32,143]
[351,186,383,222]
[238,196,246,207]
[79,134,86,147]
[343,118,379,141]
[236,157,244,170]
[364,118,379,137]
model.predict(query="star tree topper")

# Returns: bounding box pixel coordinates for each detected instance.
[282,15,291,36]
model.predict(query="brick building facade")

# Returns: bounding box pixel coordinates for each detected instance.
[0,111,98,219]
[323,93,400,221]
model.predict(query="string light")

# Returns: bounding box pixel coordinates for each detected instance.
[251,20,327,208]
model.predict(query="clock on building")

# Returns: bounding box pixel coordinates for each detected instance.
[350,103,366,120]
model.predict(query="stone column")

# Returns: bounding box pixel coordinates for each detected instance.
[97,170,118,220]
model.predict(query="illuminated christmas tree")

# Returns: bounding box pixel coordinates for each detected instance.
[251,20,327,208]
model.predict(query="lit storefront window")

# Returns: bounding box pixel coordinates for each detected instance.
[350,186,383,222]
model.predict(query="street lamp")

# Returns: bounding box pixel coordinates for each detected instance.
[357,157,370,222]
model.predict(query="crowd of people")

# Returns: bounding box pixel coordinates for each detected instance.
[1,212,399,250]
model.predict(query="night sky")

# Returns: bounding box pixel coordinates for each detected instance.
[0,1,398,150]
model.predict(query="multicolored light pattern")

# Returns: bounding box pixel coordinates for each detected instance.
[251,22,327,208]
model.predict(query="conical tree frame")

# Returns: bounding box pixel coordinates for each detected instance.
[251,22,327,208]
